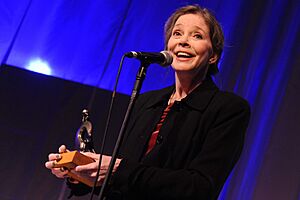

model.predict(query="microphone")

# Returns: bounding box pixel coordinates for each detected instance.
[125,51,173,66]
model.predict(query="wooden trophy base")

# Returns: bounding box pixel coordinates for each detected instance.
[53,151,100,187]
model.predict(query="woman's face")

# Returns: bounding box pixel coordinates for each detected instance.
[167,14,216,76]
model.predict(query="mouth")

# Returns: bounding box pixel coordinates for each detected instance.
[175,51,194,58]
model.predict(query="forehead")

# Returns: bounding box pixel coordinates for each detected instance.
[174,13,209,32]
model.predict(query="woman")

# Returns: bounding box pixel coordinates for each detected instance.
[45,5,250,200]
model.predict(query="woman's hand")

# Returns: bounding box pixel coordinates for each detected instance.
[45,145,69,179]
[74,152,122,184]
[45,145,122,185]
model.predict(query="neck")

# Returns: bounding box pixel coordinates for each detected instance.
[170,71,205,103]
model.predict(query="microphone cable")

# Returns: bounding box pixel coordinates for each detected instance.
[89,54,126,200]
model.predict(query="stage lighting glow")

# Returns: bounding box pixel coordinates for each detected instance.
[26,58,52,75]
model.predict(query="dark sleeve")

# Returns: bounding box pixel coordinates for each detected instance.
[65,178,100,198]
[112,95,251,200]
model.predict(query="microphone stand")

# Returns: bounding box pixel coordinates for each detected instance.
[98,61,150,200]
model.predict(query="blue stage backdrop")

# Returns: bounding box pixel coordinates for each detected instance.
[0,0,299,199]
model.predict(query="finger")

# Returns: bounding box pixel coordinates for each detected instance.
[58,145,69,153]
[81,152,99,160]
[75,162,98,172]
[45,161,52,169]
[51,168,68,178]
[45,160,58,169]
[48,153,61,161]
[90,170,107,177]
[98,175,106,183]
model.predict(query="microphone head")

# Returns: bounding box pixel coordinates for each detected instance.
[124,51,137,58]
[124,50,173,67]
[160,51,173,66]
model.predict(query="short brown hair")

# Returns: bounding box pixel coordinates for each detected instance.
[164,5,224,75]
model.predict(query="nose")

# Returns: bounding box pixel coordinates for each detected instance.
[179,35,190,47]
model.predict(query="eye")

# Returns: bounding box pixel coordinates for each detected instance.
[194,33,203,40]
[172,31,181,37]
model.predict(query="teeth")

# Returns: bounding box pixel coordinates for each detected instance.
[177,52,191,57]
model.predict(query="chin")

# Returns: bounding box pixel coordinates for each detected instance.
[172,64,196,71]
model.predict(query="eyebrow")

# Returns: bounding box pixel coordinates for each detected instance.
[173,23,208,34]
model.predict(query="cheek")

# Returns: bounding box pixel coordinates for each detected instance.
[194,43,213,57]
[193,47,212,66]
[167,38,175,51]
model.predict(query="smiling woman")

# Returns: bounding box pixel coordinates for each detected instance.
[167,13,217,94]
[45,5,250,200]
[165,5,224,102]
[164,5,224,77]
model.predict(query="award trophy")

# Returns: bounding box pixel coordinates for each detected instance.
[53,109,99,186]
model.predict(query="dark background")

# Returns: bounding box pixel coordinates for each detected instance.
[0,65,130,199]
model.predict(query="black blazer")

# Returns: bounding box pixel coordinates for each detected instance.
[110,78,251,200]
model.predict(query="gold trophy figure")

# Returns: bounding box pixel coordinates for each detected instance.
[53,109,98,186]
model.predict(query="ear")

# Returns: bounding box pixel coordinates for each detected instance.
[208,53,218,64]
